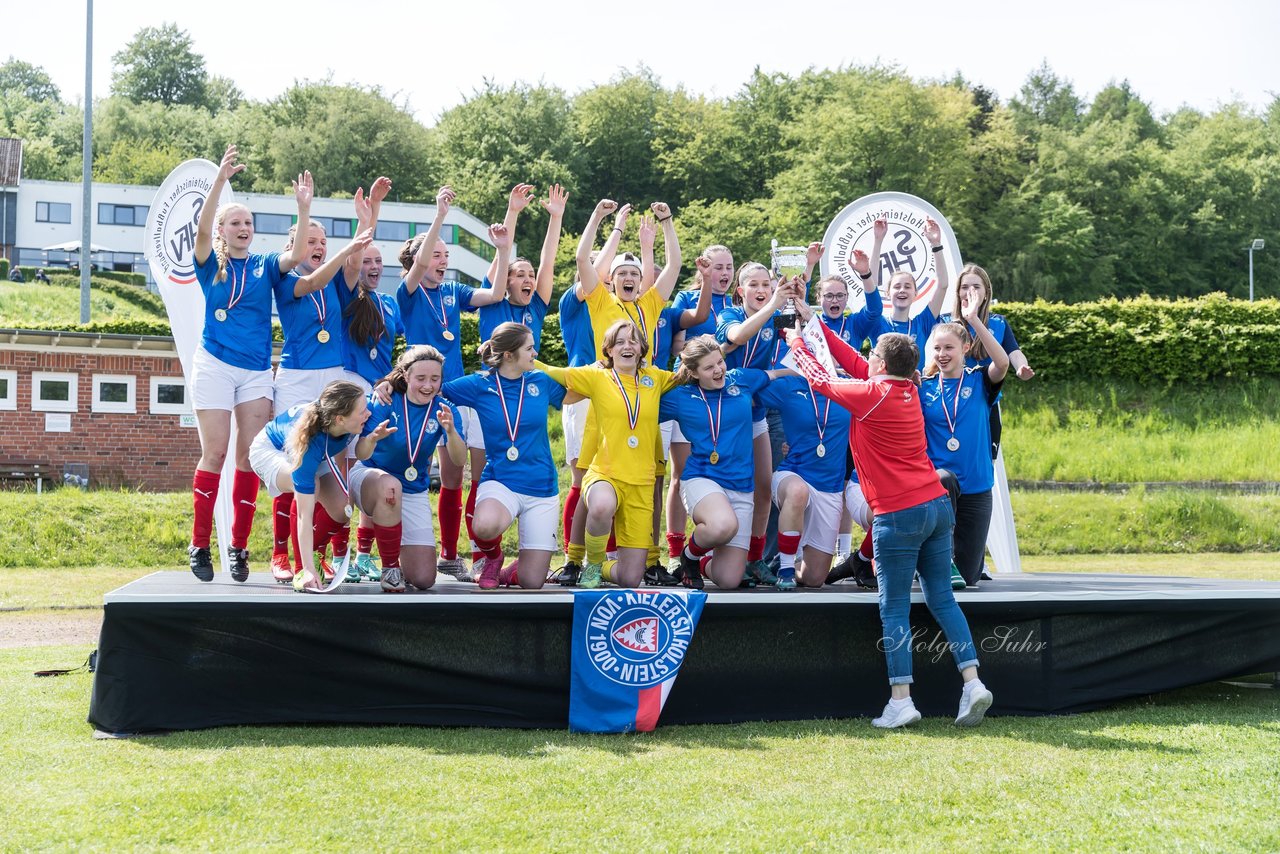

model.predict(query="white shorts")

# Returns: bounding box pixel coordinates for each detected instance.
[752,417,768,439]
[844,480,873,531]
[771,471,842,556]
[274,365,347,415]
[562,398,589,462]
[349,463,436,548]
[249,430,292,498]
[458,405,485,451]
[342,370,373,395]
[668,419,688,445]
[191,346,274,411]
[680,477,752,551]
[475,480,558,551]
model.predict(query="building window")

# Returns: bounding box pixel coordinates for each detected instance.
[91,374,136,414]
[254,213,294,235]
[445,269,481,287]
[375,220,410,242]
[32,371,78,412]
[456,227,496,262]
[0,370,16,411]
[98,203,150,227]
[36,201,73,224]
[312,216,353,239]
[417,223,459,243]
[150,376,190,415]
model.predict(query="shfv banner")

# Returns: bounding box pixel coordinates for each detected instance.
[820,191,1021,574]
[145,161,236,575]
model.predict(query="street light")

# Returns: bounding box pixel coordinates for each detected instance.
[1248,238,1265,302]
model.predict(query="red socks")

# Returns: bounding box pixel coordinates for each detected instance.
[191,469,220,548]
[474,535,503,560]
[437,486,463,560]
[778,531,801,557]
[374,522,402,568]
[464,480,480,541]
[607,531,617,553]
[289,501,341,571]
[562,486,581,549]
[330,524,350,559]
[859,531,874,561]
[748,535,765,562]
[357,524,375,554]
[272,493,294,557]
[230,469,259,549]
[666,531,686,558]
[685,535,711,559]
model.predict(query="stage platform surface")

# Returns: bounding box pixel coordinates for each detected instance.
[88,571,1280,734]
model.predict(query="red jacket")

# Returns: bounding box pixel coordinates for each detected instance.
[788,323,945,515]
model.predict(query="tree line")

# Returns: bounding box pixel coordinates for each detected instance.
[2,24,1278,303]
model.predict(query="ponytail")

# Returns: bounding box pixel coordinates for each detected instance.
[286,381,365,470]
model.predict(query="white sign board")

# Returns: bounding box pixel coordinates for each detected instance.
[44,413,71,433]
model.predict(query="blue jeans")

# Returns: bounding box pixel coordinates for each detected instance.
[872,495,978,685]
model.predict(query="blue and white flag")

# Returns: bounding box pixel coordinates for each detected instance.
[569,589,707,733]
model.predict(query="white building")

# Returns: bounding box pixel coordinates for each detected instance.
[5,175,497,293]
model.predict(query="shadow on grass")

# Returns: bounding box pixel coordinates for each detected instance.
[123,680,1278,759]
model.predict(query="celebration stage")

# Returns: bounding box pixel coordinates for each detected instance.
[87,571,1280,734]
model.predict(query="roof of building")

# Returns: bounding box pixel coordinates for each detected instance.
[0,138,22,186]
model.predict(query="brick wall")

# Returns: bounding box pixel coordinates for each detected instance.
[0,347,201,490]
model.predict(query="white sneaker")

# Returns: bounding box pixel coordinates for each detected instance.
[955,680,993,726]
[872,699,921,729]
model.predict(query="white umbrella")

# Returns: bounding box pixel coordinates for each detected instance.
[41,240,117,253]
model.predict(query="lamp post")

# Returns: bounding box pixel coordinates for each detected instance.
[1247,238,1265,302]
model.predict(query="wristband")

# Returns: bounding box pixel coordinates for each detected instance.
[611,227,622,234]
[657,215,672,223]
[856,270,872,280]
[930,244,943,253]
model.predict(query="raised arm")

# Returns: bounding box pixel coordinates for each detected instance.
[650,202,682,300]
[195,145,245,266]
[724,280,794,347]
[437,405,467,467]
[343,176,391,290]
[281,171,314,273]
[962,300,1009,383]
[575,199,618,299]
[783,328,871,410]
[678,257,714,329]
[535,184,567,304]
[354,417,397,461]
[470,224,512,307]
[638,214,657,293]
[293,229,374,296]
[402,186,454,295]
[803,242,824,287]
[487,183,534,284]
[923,217,949,319]
[593,203,631,284]
[816,316,871,380]
[531,361,588,404]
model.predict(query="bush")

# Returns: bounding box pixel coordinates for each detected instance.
[0,258,8,279]
[998,293,1280,383]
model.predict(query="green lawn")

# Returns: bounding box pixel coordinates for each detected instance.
[0,277,168,327]
[1,642,1277,850]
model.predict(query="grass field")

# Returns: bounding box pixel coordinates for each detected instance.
[0,277,168,327]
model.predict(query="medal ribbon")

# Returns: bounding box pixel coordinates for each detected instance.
[403,395,435,470]
[621,301,649,346]
[696,386,722,454]
[307,288,328,328]
[610,369,641,432]
[496,373,526,451]
[805,384,832,448]
[938,372,965,440]
[323,444,351,503]
[225,259,247,314]
[421,286,451,338]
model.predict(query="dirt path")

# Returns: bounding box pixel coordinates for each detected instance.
[0,610,103,649]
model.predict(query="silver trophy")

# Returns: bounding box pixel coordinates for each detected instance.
[771,239,807,331]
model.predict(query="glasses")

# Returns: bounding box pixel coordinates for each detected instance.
[869,350,883,360]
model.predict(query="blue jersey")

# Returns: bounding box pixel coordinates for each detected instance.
[264,404,354,495]
[559,287,596,367]
[274,270,346,370]
[396,280,476,382]
[716,306,783,420]
[652,305,686,370]
[671,288,732,341]
[820,285,882,351]
[478,291,550,350]
[920,368,1002,494]
[871,308,939,371]
[337,285,404,384]
[756,375,851,494]
[442,370,566,497]
[658,368,768,492]
[195,251,284,371]
[947,312,1019,369]
[360,392,461,495]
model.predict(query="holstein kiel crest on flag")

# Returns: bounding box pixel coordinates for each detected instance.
[570,589,707,733]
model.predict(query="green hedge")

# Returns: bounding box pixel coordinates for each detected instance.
[0,259,8,279]
[998,294,1280,383]
[15,266,146,287]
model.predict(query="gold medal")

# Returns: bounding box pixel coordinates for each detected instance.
[709,450,720,465]
[317,329,330,344]
[405,466,419,482]
[442,330,455,341]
